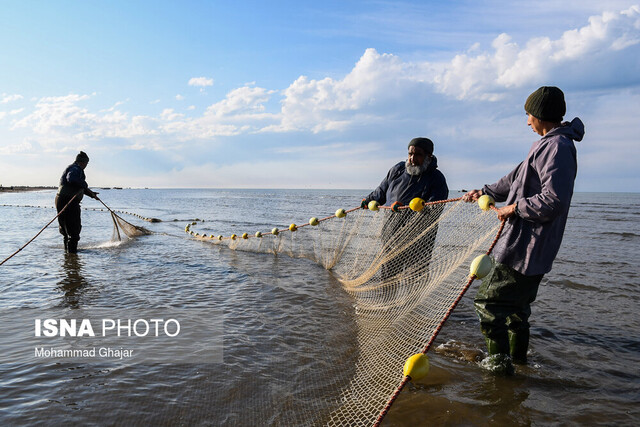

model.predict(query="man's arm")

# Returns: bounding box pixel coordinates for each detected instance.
[482,162,523,203]
[515,142,576,223]
[463,162,522,203]
[84,188,99,199]
[67,166,98,199]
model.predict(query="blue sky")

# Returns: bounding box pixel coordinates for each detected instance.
[1,0,639,191]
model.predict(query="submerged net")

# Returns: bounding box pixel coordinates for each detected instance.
[188,199,500,425]
[109,211,152,241]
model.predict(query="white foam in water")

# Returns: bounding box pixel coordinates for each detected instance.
[83,239,129,249]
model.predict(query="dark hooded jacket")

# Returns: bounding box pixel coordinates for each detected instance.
[365,156,449,206]
[483,117,584,276]
[58,162,91,201]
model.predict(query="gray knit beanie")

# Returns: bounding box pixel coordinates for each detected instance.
[408,137,434,155]
[524,86,566,122]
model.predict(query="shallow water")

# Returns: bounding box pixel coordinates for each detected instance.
[1,189,639,426]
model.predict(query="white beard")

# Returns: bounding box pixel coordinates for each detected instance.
[405,158,430,176]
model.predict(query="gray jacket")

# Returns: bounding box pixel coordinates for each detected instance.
[483,117,584,276]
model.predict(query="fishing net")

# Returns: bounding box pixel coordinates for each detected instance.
[0,199,154,266]
[108,210,152,241]
[188,198,501,425]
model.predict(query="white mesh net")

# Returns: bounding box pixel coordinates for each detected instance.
[110,211,152,241]
[189,199,500,425]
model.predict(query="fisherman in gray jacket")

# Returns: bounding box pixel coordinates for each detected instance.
[463,86,584,371]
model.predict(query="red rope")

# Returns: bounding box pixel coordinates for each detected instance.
[373,376,410,426]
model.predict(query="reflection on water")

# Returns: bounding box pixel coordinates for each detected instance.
[57,254,89,308]
[0,190,639,425]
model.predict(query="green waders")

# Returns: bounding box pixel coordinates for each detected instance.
[474,262,543,364]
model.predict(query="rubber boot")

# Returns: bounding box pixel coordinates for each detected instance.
[484,337,514,375]
[509,330,530,365]
[67,239,79,254]
[485,336,510,356]
[63,237,69,253]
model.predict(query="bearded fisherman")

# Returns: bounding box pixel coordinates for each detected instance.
[362,137,449,207]
[361,137,449,280]
[55,151,99,254]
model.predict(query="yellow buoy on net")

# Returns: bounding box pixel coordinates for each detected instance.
[231,234,237,240]
[478,194,495,211]
[242,233,248,239]
[409,197,425,212]
[289,223,298,232]
[255,231,262,238]
[271,227,279,236]
[403,353,430,380]
[470,254,493,279]
[218,235,223,240]
[335,208,346,218]
[368,200,379,211]
[309,217,319,226]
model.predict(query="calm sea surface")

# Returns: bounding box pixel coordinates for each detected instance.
[1,189,639,426]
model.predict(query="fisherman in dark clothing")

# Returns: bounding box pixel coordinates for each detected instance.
[362,138,449,280]
[56,151,99,253]
[363,138,449,207]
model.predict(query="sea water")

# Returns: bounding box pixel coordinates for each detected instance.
[0,189,638,425]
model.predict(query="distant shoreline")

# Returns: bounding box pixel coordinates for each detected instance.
[0,186,635,194]
[0,186,57,193]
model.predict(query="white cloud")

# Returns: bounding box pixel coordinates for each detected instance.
[175,94,185,101]
[205,86,274,117]
[277,48,417,133]
[12,94,94,136]
[6,7,638,148]
[6,84,280,151]
[160,108,185,121]
[0,140,33,155]
[10,94,162,150]
[188,77,214,87]
[100,100,127,113]
[272,6,640,132]
[497,6,640,86]
[1,94,23,104]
